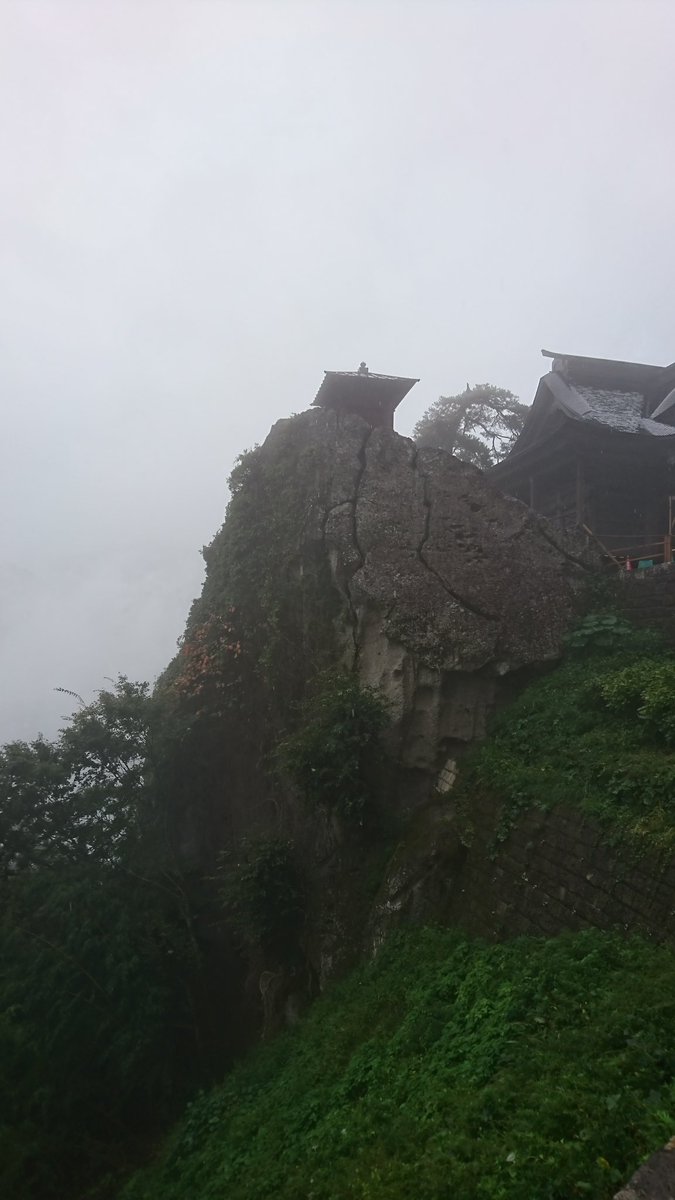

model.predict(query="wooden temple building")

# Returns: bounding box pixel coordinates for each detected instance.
[313,362,419,431]
[491,350,675,566]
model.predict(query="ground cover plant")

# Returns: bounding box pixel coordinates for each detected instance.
[461,615,675,853]
[120,927,675,1200]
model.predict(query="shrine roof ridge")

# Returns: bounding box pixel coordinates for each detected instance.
[541,348,662,374]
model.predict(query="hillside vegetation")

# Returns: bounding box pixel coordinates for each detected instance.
[461,614,675,854]
[3,384,674,1200]
[4,612,675,1199]
[120,927,675,1200]
[116,617,675,1199]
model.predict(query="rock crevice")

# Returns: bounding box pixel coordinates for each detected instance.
[313,414,597,779]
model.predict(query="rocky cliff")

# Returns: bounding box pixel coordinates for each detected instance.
[171,408,598,993]
[195,407,593,776]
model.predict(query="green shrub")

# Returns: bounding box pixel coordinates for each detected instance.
[596,660,675,746]
[220,838,305,964]
[565,611,635,650]
[564,612,660,653]
[276,673,390,823]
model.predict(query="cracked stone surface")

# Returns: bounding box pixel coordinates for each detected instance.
[259,407,597,777]
[614,1143,675,1199]
[367,801,466,955]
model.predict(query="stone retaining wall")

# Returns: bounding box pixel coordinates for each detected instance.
[444,795,675,943]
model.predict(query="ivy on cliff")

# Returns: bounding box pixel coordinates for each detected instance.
[172,609,245,717]
[193,427,343,717]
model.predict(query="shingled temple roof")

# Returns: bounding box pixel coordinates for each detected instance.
[538,349,675,438]
[313,369,418,409]
[496,351,675,468]
[313,367,419,430]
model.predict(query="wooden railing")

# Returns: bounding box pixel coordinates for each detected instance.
[582,528,673,569]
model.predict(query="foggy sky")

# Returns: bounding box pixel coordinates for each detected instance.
[2,0,675,741]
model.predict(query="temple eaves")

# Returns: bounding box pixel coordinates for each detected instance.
[313,365,419,430]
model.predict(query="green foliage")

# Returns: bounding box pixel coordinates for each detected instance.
[195,429,342,714]
[0,679,205,1199]
[0,736,70,876]
[120,927,675,1200]
[461,619,675,852]
[227,445,261,497]
[0,677,164,878]
[0,868,199,1199]
[277,673,390,823]
[413,383,528,467]
[596,660,675,746]
[564,611,659,653]
[220,838,305,963]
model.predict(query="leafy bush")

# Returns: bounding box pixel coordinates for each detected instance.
[220,838,305,964]
[277,673,390,823]
[120,927,675,1200]
[564,612,637,651]
[596,660,675,746]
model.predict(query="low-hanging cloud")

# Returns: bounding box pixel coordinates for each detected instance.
[2,0,674,739]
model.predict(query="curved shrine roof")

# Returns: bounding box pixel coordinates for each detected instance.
[496,351,675,474]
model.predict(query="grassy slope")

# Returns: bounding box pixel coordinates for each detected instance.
[462,635,675,854]
[118,627,675,1199]
[120,928,675,1200]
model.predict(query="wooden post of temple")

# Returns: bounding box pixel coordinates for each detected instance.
[575,459,585,527]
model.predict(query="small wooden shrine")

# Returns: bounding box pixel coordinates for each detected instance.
[491,350,675,566]
[313,362,419,430]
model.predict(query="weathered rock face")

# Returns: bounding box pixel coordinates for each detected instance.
[196,406,595,798]
[614,1141,675,1200]
[366,802,466,956]
[182,407,598,987]
[258,408,595,785]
